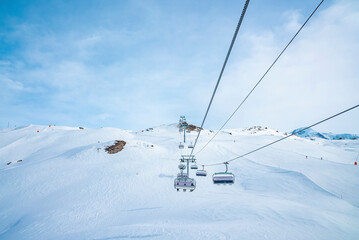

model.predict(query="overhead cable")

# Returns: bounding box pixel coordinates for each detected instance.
[194,0,325,156]
[203,104,359,167]
[190,0,251,155]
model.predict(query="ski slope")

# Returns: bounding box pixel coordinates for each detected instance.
[0,124,359,240]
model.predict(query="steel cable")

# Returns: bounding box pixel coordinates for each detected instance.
[190,0,251,156]
[203,104,359,167]
[194,0,325,156]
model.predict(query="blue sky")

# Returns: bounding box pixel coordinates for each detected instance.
[1,0,358,133]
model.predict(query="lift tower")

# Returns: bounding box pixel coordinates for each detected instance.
[178,116,189,143]
[180,155,196,177]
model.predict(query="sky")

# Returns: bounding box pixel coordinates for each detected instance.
[0,0,358,133]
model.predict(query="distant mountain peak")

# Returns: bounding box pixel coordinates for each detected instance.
[291,127,359,140]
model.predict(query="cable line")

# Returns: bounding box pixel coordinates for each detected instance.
[190,0,251,156]
[202,104,359,167]
[194,0,325,156]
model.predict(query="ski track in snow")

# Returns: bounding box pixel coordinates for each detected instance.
[0,124,359,240]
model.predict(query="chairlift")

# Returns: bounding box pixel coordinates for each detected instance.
[174,177,196,192]
[178,143,184,149]
[196,165,207,176]
[191,163,198,170]
[186,130,190,133]
[188,142,194,149]
[213,162,235,185]
[178,164,186,170]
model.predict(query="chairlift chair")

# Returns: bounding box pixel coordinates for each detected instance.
[196,170,207,176]
[191,164,198,170]
[213,162,235,185]
[186,130,190,133]
[178,164,186,170]
[188,142,194,149]
[178,143,184,149]
[213,173,235,184]
[174,177,196,192]
[196,165,207,176]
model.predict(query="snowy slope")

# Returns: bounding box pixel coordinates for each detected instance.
[0,124,359,240]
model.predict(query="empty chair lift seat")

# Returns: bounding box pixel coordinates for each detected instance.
[174,177,196,192]
[212,172,235,184]
[178,164,186,170]
[196,170,207,176]
[191,164,198,169]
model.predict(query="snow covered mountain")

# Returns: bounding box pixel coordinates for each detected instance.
[292,127,359,140]
[1,124,359,240]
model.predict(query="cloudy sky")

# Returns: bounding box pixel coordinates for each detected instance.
[1,0,358,133]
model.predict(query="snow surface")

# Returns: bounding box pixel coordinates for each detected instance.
[1,124,359,240]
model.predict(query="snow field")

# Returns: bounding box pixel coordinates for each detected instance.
[0,124,358,239]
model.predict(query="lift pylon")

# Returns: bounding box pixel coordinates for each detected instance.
[178,116,189,143]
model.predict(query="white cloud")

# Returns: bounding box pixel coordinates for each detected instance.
[209,0,359,133]
[0,76,24,91]
[282,10,302,33]
[1,0,358,133]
